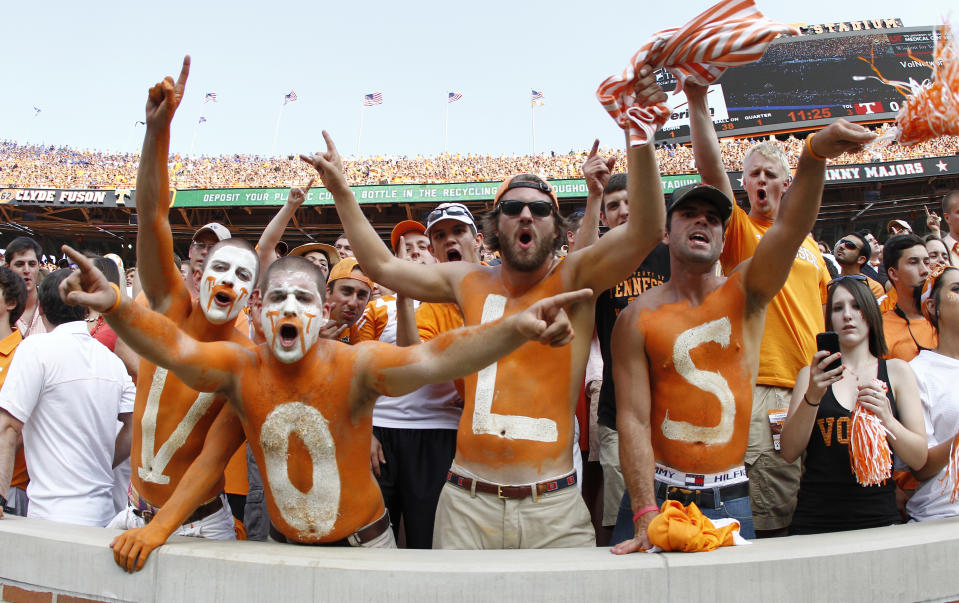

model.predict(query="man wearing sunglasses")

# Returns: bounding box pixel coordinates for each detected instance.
[302,86,668,548]
[833,232,885,301]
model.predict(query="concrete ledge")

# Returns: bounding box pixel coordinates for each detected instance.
[1,515,958,602]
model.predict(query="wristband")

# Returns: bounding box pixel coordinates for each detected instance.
[803,394,821,408]
[104,283,123,315]
[632,505,659,523]
[805,133,826,162]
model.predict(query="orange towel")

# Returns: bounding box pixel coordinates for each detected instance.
[596,0,797,146]
[647,500,739,552]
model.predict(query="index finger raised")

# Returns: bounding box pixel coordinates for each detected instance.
[61,244,95,272]
[321,130,338,154]
[176,55,191,90]
[587,139,599,157]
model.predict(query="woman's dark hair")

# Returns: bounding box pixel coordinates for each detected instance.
[825,277,888,358]
[0,267,27,329]
[38,268,87,325]
[926,266,959,333]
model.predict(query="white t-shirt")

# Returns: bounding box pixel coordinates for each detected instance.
[907,350,959,521]
[361,297,462,430]
[0,321,136,526]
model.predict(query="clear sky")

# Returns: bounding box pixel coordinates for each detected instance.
[2,0,954,159]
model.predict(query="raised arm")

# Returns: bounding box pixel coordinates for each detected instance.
[569,68,666,293]
[356,289,592,404]
[742,120,876,311]
[136,56,192,314]
[300,132,470,303]
[687,80,734,202]
[110,405,245,572]
[59,246,245,395]
[608,303,657,554]
[256,179,313,270]
[573,139,615,251]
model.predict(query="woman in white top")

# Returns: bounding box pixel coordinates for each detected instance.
[908,266,959,521]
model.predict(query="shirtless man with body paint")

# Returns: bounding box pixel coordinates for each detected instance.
[59,246,590,570]
[610,119,876,553]
[299,67,668,549]
[106,56,252,540]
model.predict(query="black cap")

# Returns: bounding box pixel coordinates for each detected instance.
[667,183,734,223]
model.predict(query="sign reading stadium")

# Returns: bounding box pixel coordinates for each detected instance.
[0,188,130,207]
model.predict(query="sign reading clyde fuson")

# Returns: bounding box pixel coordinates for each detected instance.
[0,188,131,207]
[171,175,703,208]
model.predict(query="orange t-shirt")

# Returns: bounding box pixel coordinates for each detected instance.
[638,273,754,474]
[720,204,829,388]
[882,310,938,362]
[416,301,466,398]
[0,329,28,490]
[454,267,581,476]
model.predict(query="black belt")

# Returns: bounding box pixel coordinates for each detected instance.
[133,495,223,525]
[655,481,749,509]
[269,512,391,547]
[445,470,578,500]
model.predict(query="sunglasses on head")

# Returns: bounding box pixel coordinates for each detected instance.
[828,274,867,287]
[498,200,554,218]
[427,204,473,223]
[837,239,860,251]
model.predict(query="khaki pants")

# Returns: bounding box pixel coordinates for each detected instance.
[598,424,626,527]
[745,384,801,531]
[433,480,595,549]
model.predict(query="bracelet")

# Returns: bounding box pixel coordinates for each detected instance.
[805,133,826,162]
[803,394,821,407]
[632,505,659,523]
[104,283,123,314]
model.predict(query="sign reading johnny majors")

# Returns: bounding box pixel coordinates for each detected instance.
[0,188,130,207]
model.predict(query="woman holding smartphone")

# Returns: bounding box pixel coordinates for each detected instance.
[781,276,928,535]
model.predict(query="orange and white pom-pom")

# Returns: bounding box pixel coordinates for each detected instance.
[860,22,959,146]
[849,379,894,486]
[937,434,959,504]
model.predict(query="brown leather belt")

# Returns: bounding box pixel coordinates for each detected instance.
[269,511,391,547]
[133,495,224,526]
[445,470,577,500]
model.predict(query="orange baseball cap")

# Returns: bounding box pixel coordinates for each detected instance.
[327,257,373,291]
[390,220,426,252]
[493,174,559,209]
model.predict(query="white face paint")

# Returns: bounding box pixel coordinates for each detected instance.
[199,245,257,324]
[260,272,326,364]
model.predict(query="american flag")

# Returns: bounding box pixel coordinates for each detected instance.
[531,90,545,106]
[448,91,463,103]
[204,92,217,103]
[363,92,383,106]
[198,116,207,124]
[284,90,298,105]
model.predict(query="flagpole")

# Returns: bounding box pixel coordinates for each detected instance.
[444,97,450,154]
[356,104,365,156]
[272,102,286,157]
[531,101,536,155]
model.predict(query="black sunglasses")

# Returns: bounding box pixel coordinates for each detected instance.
[427,204,473,224]
[836,239,860,251]
[498,200,554,218]
[828,274,867,287]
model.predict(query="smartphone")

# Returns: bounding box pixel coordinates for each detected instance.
[816,331,842,372]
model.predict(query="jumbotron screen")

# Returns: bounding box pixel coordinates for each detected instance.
[653,26,947,143]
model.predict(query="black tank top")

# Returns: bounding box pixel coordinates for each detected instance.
[789,359,902,535]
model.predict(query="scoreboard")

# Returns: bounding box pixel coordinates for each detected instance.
[654,26,947,143]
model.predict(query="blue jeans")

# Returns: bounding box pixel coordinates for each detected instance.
[610,485,755,545]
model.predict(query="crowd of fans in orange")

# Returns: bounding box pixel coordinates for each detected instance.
[2,127,956,191]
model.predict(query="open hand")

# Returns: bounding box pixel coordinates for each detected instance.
[610,513,654,554]
[809,119,877,159]
[145,56,190,129]
[110,524,169,573]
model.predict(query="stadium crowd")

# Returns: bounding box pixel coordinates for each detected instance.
[2,128,956,190]
[1,53,959,573]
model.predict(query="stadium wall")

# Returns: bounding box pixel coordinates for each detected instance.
[2,515,959,602]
